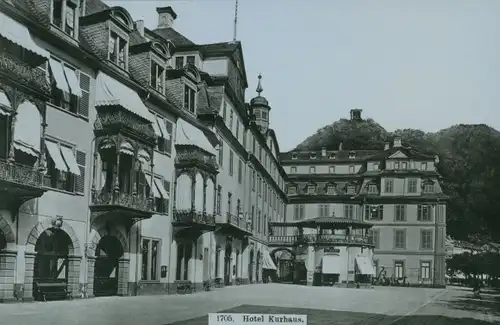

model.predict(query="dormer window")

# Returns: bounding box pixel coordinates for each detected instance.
[51,0,78,38]
[309,166,316,174]
[402,162,408,169]
[307,184,316,194]
[421,162,428,171]
[288,185,297,195]
[372,163,379,171]
[394,161,400,170]
[183,85,196,114]
[329,166,335,174]
[175,57,184,69]
[109,32,128,70]
[346,185,356,195]
[327,184,336,195]
[291,153,298,160]
[186,55,195,66]
[310,153,317,160]
[368,184,378,194]
[150,61,165,94]
[422,180,435,194]
[328,153,336,159]
[349,151,356,159]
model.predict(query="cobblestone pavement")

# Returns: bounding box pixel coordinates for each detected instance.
[0,285,497,325]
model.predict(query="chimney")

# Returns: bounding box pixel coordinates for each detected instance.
[384,142,390,151]
[393,137,402,148]
[350,109,362,121]
[321,147,327,157]
[157,6,177,29]
[135,20,144,37]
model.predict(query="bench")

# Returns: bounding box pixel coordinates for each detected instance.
[34,281,72,302]
[214,278,224,288]
[175,280,193,294]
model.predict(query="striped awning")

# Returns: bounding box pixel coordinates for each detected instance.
[0,12,49,59]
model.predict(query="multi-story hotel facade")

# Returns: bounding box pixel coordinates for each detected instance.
[0,0,286,302]
[277,109,448,287]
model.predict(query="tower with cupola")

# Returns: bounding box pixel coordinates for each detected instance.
[250,74,271,133]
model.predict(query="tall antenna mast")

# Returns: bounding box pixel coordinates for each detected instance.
[232,0,239,42]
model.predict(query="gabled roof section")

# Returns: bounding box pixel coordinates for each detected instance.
[369,146,434,161]
[388,150,408,159]
[199,41,248,88]
[153,27,195,47]
[85,0,109,16]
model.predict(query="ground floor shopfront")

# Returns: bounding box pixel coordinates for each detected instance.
[0,212,271,302]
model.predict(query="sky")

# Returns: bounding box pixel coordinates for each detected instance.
[107,0,500,151]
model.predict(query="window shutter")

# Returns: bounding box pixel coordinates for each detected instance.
[75,150,86,194]
[78,71,90,118]
[428,205,433,221]
[364,205,370,219]
[378,205,384,219]
[165,119,173,154]
[164,180,170,213]
[417,205,422,221]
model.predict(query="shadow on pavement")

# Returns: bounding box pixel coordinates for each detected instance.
[166,304,497,325]
[445,294,500,317]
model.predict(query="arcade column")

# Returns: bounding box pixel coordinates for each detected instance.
[306,245,315,286]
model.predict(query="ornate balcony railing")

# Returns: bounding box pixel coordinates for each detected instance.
[174,148,218,173]
[0,51,50,94]
[268,234,374,247]
[225,213,252,232]
[0,159,47,188]
[91,189,153,212]
[173,209,216,226]
[94,109,156,143]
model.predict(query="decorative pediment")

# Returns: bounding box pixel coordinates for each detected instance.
[421,178,434,186]
[110,7,134,31]
[151,41,170,59]
[326,182,337,195]
[183,64,201,84]
[389,151,408,159]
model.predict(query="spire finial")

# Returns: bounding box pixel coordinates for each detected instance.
[232,0,239,42]
[256,74,263,96]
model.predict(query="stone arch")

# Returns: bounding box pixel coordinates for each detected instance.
[270,247,295,264]
[87,225,128,258]
[0,214,15,244]
[25,218,81,255]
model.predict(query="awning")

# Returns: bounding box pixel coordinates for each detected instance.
[95,72,154,122]
[49,59,70,94]
[45,141,68,172]
[262,250,277,270]
[152,116,163,138]
[0,12,49,59]
[321,255,343,274]
[145,174,161,198]
[157,116,170,140]
[13,102,41,154]
[14,141,38,157]
[0,91,11,115]
[175,119,216,155]
[60,145,81,176]
[63,65,82,97]
[355,256,376,276]
[120,142,134,156]
[154,178,169,199]
[137,149,150,166]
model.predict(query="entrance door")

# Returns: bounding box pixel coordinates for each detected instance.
[248,250,254,283]
[93,236,123,297]
[224,243,232,285]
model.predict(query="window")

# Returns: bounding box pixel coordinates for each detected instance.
[420,261,431,280]
[394,161,400,170]
[294,204,305,220]
[328,166,335,174]
[251,205,255,230]
[183,85,196,113]
[394,230,406,249]
[367,184,378,194]
[236,199,241,216]
[175,57,184,69]
[155,116,173,155]
[229,150,234,176]
[421,229,433,249]
[346,185,356,194]
[401,162,407,169]
[421,162,428,171]
[407,179,417,193]
[216,185,222,214]
[318,204,330,218]
[394,204,406,221]
[310,153,316,160]
[309,166,316,174]
[237,159,243,184]
[384,179,393,193]
[227,192,232,215]
[141,239,160,281]
[349,151,355,159]
[150,61,165,93]
[48,58,85,115]
[45,140,84,193]
[327,184,336,195]
[349,165,355,173]
[186,55,195,66]
[417,205,432,221]
[51,0,77,38]
[291,153,298,160]
[288,185,297,195]
[365,205,383,220]
[109,32,127,69]
[423,182,435,194]
[368,229,380,248]
[307,184,316,194]
[394,261,404,279]
[328,153,336,159]
[290,166,297,173]
[344,204,354,219]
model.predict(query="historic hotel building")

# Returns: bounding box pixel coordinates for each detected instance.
[0,0,285,302]
[278,110,448,287]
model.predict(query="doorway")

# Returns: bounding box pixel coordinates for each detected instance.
[224,242,232,285]
[248,249,254,283]
[93,235,124,297]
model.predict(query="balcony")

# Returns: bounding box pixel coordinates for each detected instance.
[89,189,154,226]
[0,52,50,95]
[215,213,252,238]
[175,148,218,174]
[268,234,374,248]
[0,159,48,215]
[172,209,216,239]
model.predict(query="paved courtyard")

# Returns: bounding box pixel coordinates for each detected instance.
[0,284,498,325]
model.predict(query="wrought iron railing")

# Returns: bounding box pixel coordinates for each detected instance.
[0,159,47,188]
[0,51,50,93]
[172,209,216,225]
[94,110,156,140]
[91,189,153,212]
[225,213,252,232]
[268,234,373,246]
[174,148,218,172]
